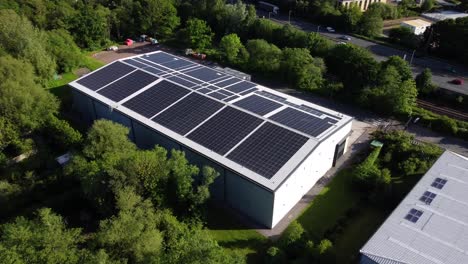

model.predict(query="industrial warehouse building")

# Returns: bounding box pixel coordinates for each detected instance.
[360,151,468,264]
[69,51,353,228]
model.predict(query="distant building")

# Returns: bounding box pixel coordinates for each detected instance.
[360,151,468,264]
[400,19,432,35]
[422,10,468,22]
[337,0,387,11]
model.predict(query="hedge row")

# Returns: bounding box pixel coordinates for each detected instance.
[412,107,468,138]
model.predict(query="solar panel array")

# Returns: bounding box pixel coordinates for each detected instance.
[74,51,345,180]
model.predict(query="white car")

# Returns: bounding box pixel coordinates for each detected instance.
[326,27,335,33]
[107,45,119,51]
[337,42,347,45]
[339,35,352,41]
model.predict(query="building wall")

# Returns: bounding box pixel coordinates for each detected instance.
[271,121,353,227]
[225,170,274,228]
[339,0,386,11]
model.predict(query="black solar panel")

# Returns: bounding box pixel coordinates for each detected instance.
[142,67,165,75]
[97,70,158,102]
[227,122,308,179]
[234,95,283,116]
[143,52,177,64]
[239,88,258,96]
[225,81,257,93]
[270,108,332,137]
[77,62,134,91]
[187,107,263,155]
[167,76,198,88]
[256,91,287,102]
[123,59,150,69]
[208,75,231,84]
[161,59,194,69]
[208,92,228,100]
[185,68,226,82]
[217,90,235,96]
[223,95,240,102]
[405,208,423,223]
[215,78,242,87]
[177,74,204,84]
[122,80,190,118]
[152,93,224,135]
[197,88,212,94]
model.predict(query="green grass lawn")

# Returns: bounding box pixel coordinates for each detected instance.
[46,56,105,103]
[296,169,360,240]
[206,205,267,262]
[333,206,389,264]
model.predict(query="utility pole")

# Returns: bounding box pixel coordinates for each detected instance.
[317,25,320,33]
[289,10,292,24]
[268,12,272,19]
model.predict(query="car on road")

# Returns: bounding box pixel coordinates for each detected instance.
[450,79,464,85]
[326,27,335,32]
[339,35,351,41]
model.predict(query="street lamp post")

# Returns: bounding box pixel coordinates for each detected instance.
[268,12,272,19]
[410,49,416,65]
[317,25,320,33]
[289,10,292,24]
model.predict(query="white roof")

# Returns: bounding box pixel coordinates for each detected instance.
[422,11,468,22]
[69,51,352,191]
[401,19,432,28]
[361,151,468,264]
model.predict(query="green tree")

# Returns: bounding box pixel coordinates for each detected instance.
[325,44,379,94]
[306,32,333,57]
[415,68,437,95]
[249,18,281,42]
[46,29,84,73]
[357,11,383,37]
[0,56,58,152]
[71,4,111,49]
[279,220,304,247]
[82,120,136,160]
[110,0,180,40]
[0,9,56,79]
[246,39,282,74]
[389,26,421,49]
[219,33,245,64]
[182,18,214,50]
[281,48,324,91]
[96,188,163,263]
[0,208,83,264]
[367,3,400,19]
[427,17,468,66]
[217,1,256,35]
[340,4,362,31]
[382,56,413,81]
[421,0,434,12]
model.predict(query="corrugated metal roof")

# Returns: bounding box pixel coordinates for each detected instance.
[360,151,468,264]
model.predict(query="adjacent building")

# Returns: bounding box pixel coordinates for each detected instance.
[360,151,468,264]
[69,51,352,228]
[422,10,468,22]
[337,0,386,11]
[400,19,432,35]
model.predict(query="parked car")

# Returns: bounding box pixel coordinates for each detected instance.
[339,35,351,41]
[450,79,464,85]
[107,45,118,51]
[326,27,335,32]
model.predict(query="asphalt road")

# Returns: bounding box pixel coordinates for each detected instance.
[258,11,468,96]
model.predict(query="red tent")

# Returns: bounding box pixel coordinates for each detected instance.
[125,39,133,46]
